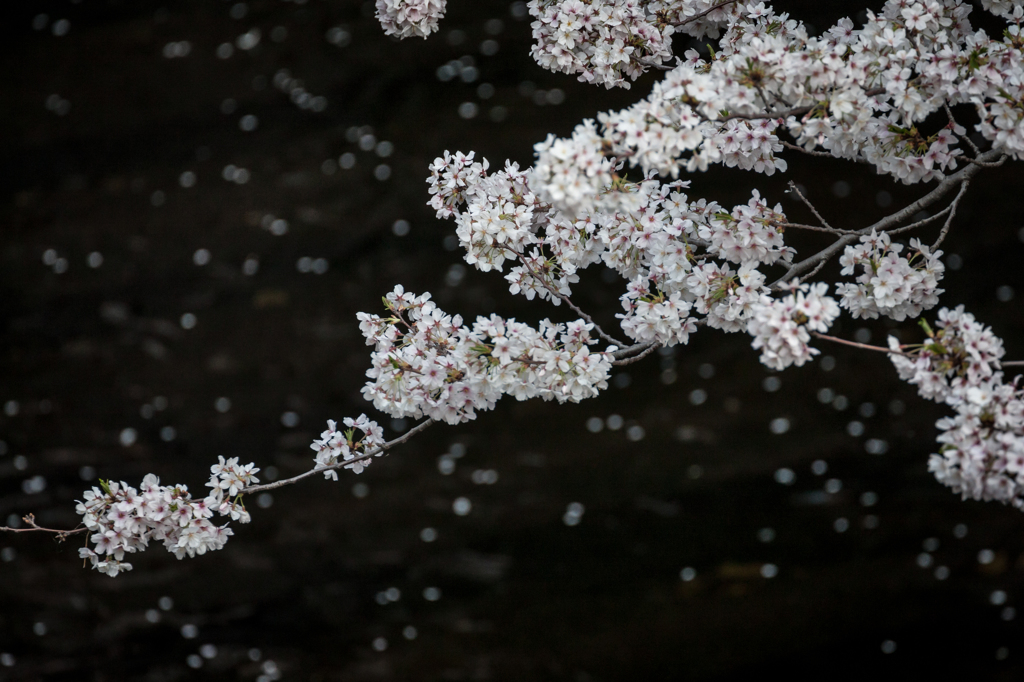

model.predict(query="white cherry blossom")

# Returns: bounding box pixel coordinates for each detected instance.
[376,0,446,39]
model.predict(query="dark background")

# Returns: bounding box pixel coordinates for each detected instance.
[2,1,1024,680]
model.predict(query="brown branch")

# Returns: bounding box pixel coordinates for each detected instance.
[1003,361,1024,367]
[0,513,87,538]
[503,245,630,348]
[797,256,829,284]
[242,418,436,494]
[931,179,970,250]
[881,204,951,236]
[962,155,1008,168]
[811,332,915,358]
[786,180,836,232]
[944,102,982,157]
[780,141,834,159]
[611,341,656,361]
[611,342,660,366]
[5,421,437,535]
[771,148,1002,288]
[777,222,855,235]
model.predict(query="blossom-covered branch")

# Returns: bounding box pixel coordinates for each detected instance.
[6,0,1024,576]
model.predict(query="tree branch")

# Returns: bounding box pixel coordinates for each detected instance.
[499,245,626,348]
[811,332,915,358]
[778,223,851,236]
[503,245,630,348]
[881,203,951,236]
[797,255,830,284]
[944,102,982,157]
[963,155,1008,168]
[786,180,836,232]
[611,342,660,366]
[611,341,656,361]
[667,0,741,27]
[771,148,1002,287]
[0,513,87,538]
[780,141,835,159]
[931,179,970,249]
[242,418,436,495]
[632,56,672,71]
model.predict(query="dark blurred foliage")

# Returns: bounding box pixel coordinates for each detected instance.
[1,1,1024,680]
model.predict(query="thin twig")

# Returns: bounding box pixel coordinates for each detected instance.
[1004,361,1024,367]
[881,203,951,236]
[243,418,436,495]
[777,222,855,235]
[780,141,834,159]
[944,102,982,157]
[781,141,870,165]
[752,82,779,115]
[0,513,87,538]
[505,246,629,348]
[797,256,829,284]
[811,332,915,358]
[940,104,1005,170]
[931,179,969,250]
[786,181,836,232]
[772,148,1002,287]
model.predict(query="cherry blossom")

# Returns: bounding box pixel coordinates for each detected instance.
[747,282,840,370]
[891,306,1022,508]
[310,416,386,478]
[375,0,447,39]
[75,458,259,576]
[836,230,945,321]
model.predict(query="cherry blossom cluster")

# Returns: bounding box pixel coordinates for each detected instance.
[427,150,795,289]
[698,190,793,265]
[527,0,677,89]
[889,305,1005,403]
[930,376,1024,508]
[890,307,1023,507]
[527,0,1024,205]
[357,285,614,424]
[75,457,259,576]
[427,146,814,353]
[747,282,840,370]
[375,0,446,39]
[391,0,1024,191]
[929,374,1024,507]
[617,277,697,345]
[686,262,769,332]
[836,230,945,321]
[310,415,385,478]
[980,0,1024,22]
[656,0,742,40]
[413,1,1020,434]
[706,119,789,176]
